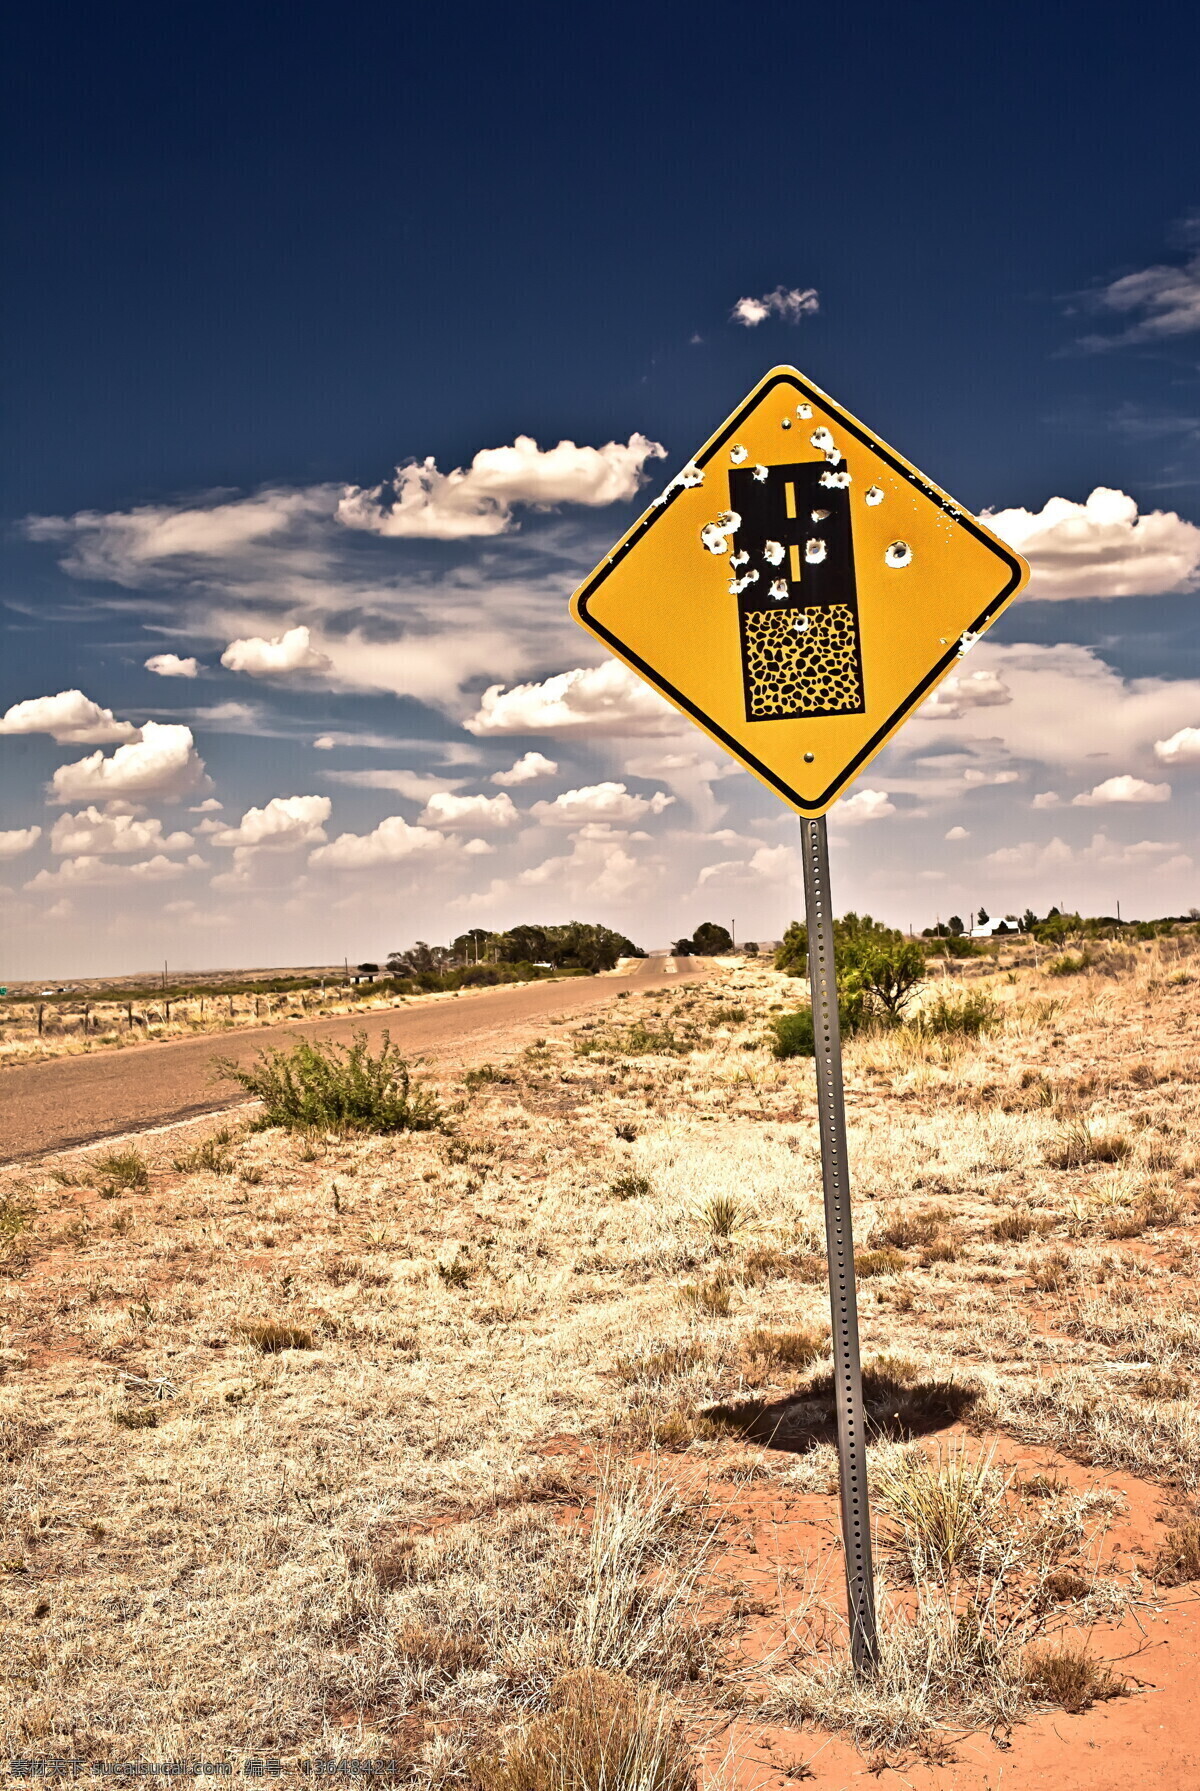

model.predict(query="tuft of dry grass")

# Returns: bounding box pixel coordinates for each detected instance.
[874,1206,949,1250]
[236,1319,316,1352]
[990,1208,1053,1243]
[469,1670,693,1791]
[90,1146,149,1193]
[1153,1520,1200,1587]
[739,1326,827,1376]
[873,1442,1007,1573]
[1044,1116,1132,1169]
[854,1246,908,1278]
[1025,1643,1126,1713]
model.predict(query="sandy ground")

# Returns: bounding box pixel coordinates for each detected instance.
[0,944,1198,1784]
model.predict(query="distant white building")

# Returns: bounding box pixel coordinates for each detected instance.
[970,917,1021,939]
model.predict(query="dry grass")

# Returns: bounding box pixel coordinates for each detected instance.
[2,939,1199,1767]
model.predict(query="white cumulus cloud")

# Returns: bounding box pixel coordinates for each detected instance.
[0,690,138,744]
[730,286,820,327]
[529,782,674,828]
[50,808,194,856]
[944,825,970,840]
[221,625,332,677]
[1155,726,1200,765]
[337,434,666,540]
[491,751,559,786]
[919,670,1012,720]
[828,789,896,825]
[465,661,678,737]
[48,722,208,806]
[1071,775,1171,806]
[985,488,1200,599]
[418,791,519,831]
[145,653,199,678]
[0,827,41,859]
[26,853,206,890]
[308,815,452,870]
[212,795,332,850]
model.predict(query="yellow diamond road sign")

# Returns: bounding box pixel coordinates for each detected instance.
[571,366,1030,817]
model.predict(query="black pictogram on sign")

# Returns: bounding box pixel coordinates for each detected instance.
[730,462,866,723]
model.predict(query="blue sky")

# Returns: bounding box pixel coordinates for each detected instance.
[3,0,1200,974]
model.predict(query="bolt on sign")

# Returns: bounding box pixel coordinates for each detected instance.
[571,366,1030,1673]
[571,365,1028,816]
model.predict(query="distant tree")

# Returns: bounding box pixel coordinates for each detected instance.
[976,908,990,926]
[774,920,808,975]
[842,939,926,1020]
[689,921,734,955]
[742,941,759,956]
[1021,909,1038,933]
[947,915,965,936]
[356,962,379,974]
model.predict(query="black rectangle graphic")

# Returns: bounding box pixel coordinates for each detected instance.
[729,462,865,722]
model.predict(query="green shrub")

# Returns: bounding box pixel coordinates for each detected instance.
[1047,952,1090,977]
[91,1147,149,1193]
[0,1198,32,1247]
[172,1129,235,1175]
[769,994,864,1057]
[216,1032,444,1134]
[842,940,926,1020]
[609,1171,651,1200]
[916,989,1001,1037]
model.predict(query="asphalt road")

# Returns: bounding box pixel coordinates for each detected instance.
[0,956,708,1163]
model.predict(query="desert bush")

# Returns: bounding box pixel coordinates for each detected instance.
[1153,1520,1200,1587]
[739,1245,827,1285]
[216,1032,444,1133]
[91,1146,149,1193]
[470,1670,693,1791]
[769,998,862,1059]
[1029,1249,1075,1293]
[237,1320,316,1353]
[1040,1569,1090,1603]
[172,1129,235,1174]
[615,1340,707,1385]
[112,1406,159,1431]
[919,1239,960,1266]
[678,1271,733,1316]
[763,1591,1026,1750]
[437,1252,473,1288]
[873,1442,1007,1573]
[875,1207,948,1250]
[698,1193,743,1239]
[0,1197,32,1249]
[842,940,926,1021]
[854,1246,908,1278]
[740,1326,827,1375]
[576,1023,691,1059]
[990,1208,1053,1243]
[610,1172,652,1200]
[1025,1643,1125,1713]
[915,989,1001,1038]
[1044,1117,1131,1169]
[1046,953,1091,977]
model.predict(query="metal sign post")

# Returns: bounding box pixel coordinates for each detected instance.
[801,815,878,1671]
